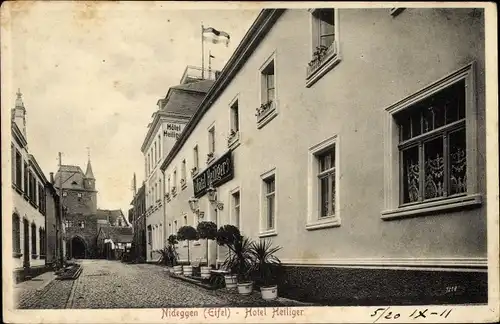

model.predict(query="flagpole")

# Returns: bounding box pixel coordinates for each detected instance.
[208,50,212,80]
[201,23,205,80]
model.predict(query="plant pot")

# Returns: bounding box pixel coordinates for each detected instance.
[173,265,182,275]
[183,265,193,276]
[237,282,253,295]
[200,266,211,279]
[260,285,278,300]
[224,274,238,289]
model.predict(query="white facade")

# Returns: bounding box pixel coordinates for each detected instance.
[11,92,48,271]
[161,8,486,271]
[142,110,186,261]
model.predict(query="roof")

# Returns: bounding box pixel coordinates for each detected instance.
[54,165,87,190]
[96,209,129,226]
[141,79,214,152]
[29,154,48,183]
[170,79,215,93]
[85,160,95,179]
[100,226,133,243]
[160,9,285,171]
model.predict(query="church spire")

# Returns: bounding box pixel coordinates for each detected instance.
[85,147,95,179]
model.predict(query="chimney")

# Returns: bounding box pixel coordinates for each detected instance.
[50,172,54,184]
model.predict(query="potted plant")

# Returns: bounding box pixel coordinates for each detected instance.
[249,239,283,300]
[167,234,182,275]
[197,221,217,279]
[177,225,198,276]
[216,225,242,289]
[221,236,254,295]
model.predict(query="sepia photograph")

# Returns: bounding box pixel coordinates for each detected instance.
[1,1,498,323]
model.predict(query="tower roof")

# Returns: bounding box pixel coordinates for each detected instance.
[85,159,95,179]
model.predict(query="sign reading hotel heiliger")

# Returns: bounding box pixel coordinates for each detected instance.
[193,150,233,198]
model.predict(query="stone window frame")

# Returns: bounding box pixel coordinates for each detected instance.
[381,62,482,220]
[207,122,216,164]
[257,50,279,129]
[259,167,278,238]
[306,8,341,88]
[228,94,241,150]
[306,134,341,230]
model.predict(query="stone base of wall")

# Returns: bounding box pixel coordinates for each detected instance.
[279,266,487,305]
[13,265,50,284]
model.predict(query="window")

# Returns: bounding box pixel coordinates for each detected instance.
[12,214,21,256]
[264,177,275,230]
[31,223,37,257]
[228,97,241,149]
[307,9,341,87]
[260,168,277,237]
[11,145,15,185]
[184,214,187,226]
[167,176,171,196]
[173,170,177,192]
[16,150,22,189]
[382,62,482,219]
[262,62,275,104]
[39,228,46,258]
[231,189,241,228]
[230,99,240,133]
[317,148,336,218]
[174,220,177,234]
[147,225,152,246]
[208,125,216,156]
[257,53,278,128]
[158,135,161,159]
[181,159,187,188]
[193,145,199,173]
[307,136,340,230]
[38,183,46,215]
[154,142,157,164]
[24,162,29,197]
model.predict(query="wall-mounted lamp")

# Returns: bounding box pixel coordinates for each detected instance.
[207,185,224,210]
[188,197,204,218]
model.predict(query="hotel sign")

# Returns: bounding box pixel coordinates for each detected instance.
[193,151,233,198]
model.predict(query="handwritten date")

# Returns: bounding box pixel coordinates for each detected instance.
[370,307,453,322]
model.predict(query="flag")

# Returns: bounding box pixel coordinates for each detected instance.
[203,27,230,46]
[209,53,215,59]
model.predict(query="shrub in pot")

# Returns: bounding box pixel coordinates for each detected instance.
[197,221,218,279]
[249,239,283,300]
[177,226,198,276]
[167,235,182,275]
[221,236,254,295]
[216,225,242,288]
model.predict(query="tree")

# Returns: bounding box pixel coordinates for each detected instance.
[196,221,217,266]
[177,226,198,263]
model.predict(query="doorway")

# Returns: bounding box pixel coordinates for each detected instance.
[70,236,87,259]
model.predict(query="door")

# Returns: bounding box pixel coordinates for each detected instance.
[23,219,30,267]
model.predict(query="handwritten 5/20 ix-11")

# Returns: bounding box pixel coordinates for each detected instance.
[370,307,453,322]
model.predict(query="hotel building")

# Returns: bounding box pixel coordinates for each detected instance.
[160,8,487,304]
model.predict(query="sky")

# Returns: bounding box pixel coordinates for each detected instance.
[5,2,259,215]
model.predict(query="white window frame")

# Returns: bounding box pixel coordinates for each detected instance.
[181,159,187,189]
[307,135,341,230]
[207,122,216,164]
[229,186,241,231]
[306,8,341,88]
[382,62,482,220]
[259,168,277,237]
[257,51,279,129]
[228,94,241,149]
[172,169,177,196]
[192,144,199,176]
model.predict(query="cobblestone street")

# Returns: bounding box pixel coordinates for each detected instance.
[16,260,309,309]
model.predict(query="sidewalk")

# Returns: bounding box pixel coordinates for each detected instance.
[14,270,57,308]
